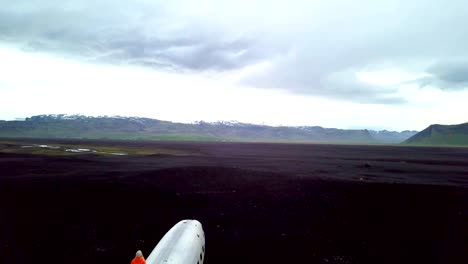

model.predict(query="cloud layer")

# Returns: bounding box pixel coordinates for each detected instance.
[1,0,468,104]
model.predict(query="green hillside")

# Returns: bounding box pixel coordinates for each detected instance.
[404,123,468,146]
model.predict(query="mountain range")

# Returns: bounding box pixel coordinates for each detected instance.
[0,114,418,144]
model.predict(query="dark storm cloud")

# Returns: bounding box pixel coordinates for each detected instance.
[1,0,468,103]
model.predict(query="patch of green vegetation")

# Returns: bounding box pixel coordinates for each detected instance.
[140,134,223,141]
[0,148,75,156]
[0,131,225,142]
[0,143,80,156]
[406,135,468,146]
[405,124,468,146]
[62,144,192,156]
[0,141,198,156]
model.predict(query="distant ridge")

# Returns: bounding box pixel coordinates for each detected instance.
[0,114,417,143]
[404,122,468,145]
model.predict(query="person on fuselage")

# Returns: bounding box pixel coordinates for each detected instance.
[131,250,146,264]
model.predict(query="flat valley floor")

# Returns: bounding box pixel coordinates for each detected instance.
[0,139,467,264]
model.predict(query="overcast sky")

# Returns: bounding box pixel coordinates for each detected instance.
[1,0,468,131]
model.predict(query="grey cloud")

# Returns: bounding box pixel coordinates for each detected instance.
[84,35,261,71]
[244,65,406,104]
[417,60,468,90]
[0,0,266,72]
[239,0,468,103]
[409,60,468,90]
[320,72,406,104]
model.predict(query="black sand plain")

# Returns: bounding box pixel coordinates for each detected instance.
[0,139,467,264]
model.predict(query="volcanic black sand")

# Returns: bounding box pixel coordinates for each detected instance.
[1,139,467,264]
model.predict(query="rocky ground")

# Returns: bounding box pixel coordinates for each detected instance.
[0,139,467,264]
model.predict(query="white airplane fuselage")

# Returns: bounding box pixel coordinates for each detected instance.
[146,220,205,264]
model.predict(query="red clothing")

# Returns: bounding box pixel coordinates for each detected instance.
[131,256,146,264]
